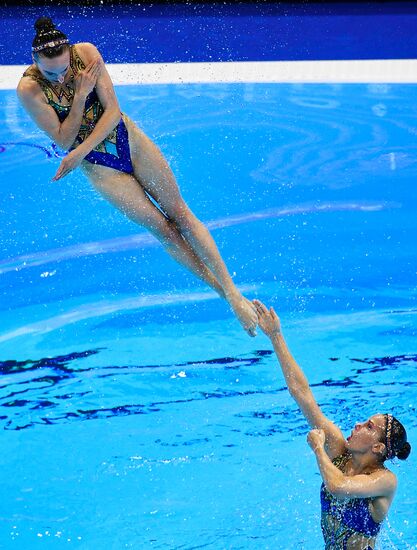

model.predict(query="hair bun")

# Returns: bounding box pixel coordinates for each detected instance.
[34,17,56,34]
[396,441,411,461]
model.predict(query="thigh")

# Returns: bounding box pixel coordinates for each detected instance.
[124,116,190,220]
[81,161,165,228]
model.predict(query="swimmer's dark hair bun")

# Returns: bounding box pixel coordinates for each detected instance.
[396,441,411,460]
[34,17,56,34]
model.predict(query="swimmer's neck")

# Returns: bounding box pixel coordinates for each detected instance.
[346,451,384,476]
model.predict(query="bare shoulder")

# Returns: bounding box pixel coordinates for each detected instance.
[75,42,103,62]
[373,467,398,495]
[16,72,42,101]
[382,468,397,487]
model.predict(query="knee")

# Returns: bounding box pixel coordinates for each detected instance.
[169,200,200,232]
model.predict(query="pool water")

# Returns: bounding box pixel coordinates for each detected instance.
[1,81,417,548]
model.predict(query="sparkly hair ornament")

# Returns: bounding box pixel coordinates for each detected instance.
[32,38,69,53]
[385,414,394,460]
[32,17,69,57]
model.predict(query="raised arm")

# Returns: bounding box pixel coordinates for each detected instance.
[253,300,346,459]
[16,57,101,151]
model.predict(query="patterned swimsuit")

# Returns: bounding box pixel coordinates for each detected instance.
[23,45,134,174]
[320,454,382,550]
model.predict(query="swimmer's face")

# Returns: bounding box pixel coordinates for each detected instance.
[35,50,70,84]
[346,413,386,456]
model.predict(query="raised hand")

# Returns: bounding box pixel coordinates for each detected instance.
[252,299,281,338]
[75,57,102,99]
[307,428,326,452]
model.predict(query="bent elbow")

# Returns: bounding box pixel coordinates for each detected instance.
[325,482,341,497]
[326,481,349,498]
[112,108,122,128]
[288,383,307,401]
[288,386,300,401]
[56,140,72,152]
[54,130,73,152]
[103,105,122,128]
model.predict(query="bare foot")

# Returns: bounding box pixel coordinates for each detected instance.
[229,294,258,337]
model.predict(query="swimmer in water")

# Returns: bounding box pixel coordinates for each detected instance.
[253,299,411,549]
[17,17,259,336]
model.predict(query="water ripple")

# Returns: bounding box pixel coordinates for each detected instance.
[1,349,416,432]
[0,200,399,275]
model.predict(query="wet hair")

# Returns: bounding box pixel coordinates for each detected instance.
[383,414,411,461]
[32,17,69,59]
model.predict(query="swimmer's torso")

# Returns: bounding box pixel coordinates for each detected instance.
[320,454,383,550]
[23,45,134,174]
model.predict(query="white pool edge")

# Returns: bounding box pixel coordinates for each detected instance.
[2,59,417,89]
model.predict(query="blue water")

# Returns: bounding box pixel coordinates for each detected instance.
[1,82,417,549]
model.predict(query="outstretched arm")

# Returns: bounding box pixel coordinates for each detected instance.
[308,429,397,498]
[253,300,346,459]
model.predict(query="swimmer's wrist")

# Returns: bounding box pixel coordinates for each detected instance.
[313,442,326,454]
[270,329,283,342]
[71,144,88,160]
[224,288,240,301]
[74,90,88,102]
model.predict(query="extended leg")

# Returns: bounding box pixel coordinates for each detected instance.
[82,164,225,296]
[126,126,258,336]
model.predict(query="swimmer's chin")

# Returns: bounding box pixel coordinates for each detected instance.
[47,76,65,84]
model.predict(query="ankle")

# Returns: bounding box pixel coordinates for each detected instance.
[224,288,241,303]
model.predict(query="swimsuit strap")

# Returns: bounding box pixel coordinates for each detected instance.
[70,44,86,75]
[332,453,350,471]
[22,67,44,88]
[22,66,56,105]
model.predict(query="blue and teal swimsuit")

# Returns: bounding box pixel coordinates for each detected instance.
[321,454,382,549]
[23,45,134,174]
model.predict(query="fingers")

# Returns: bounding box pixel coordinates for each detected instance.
[85,57,99,72]
[75,59,101,95]
[52,162,71,181]
[253,299,268,315]
[52,170,63,182]
[255,300,267,312]
[270,307,279,320]
[85,58,102,79]
[52,163,65,181]
[91,63,101,77]
[253,300,279,321]
[76,59,99,85]
[52,168,67,181]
